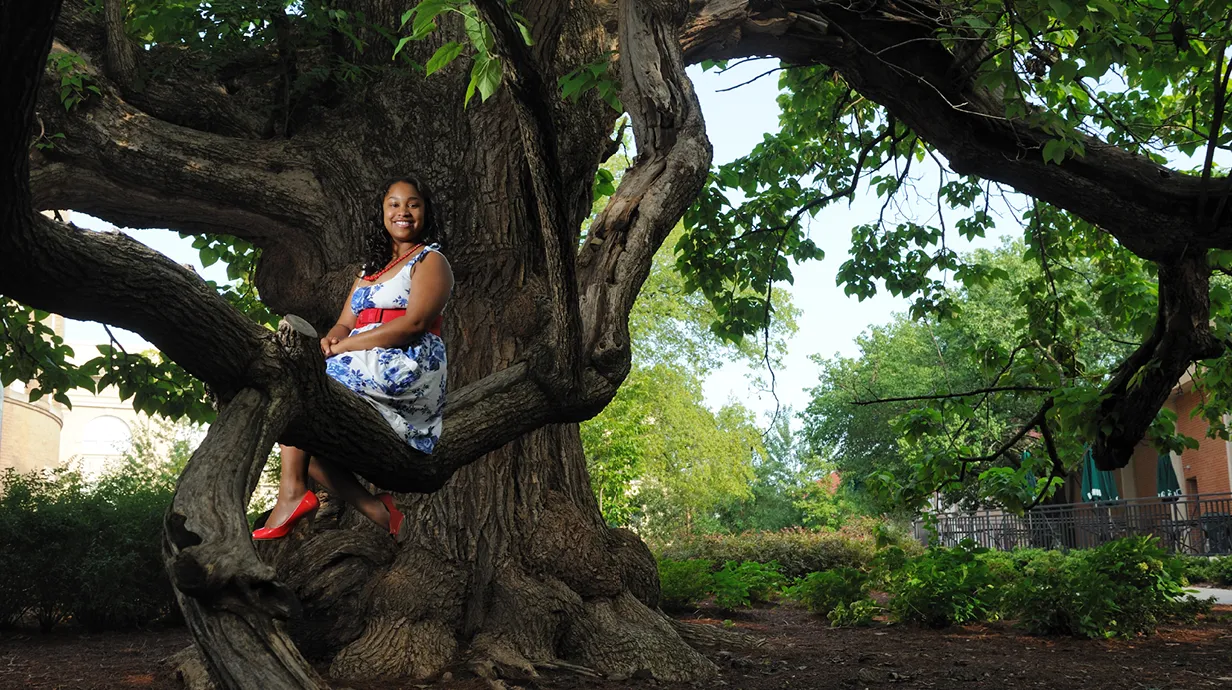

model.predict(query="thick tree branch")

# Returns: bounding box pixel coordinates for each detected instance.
[1091,252,1225,470]
[31,50,323,242]
[680,0,1232,260]
[472,0,583,387]
[578,0,713,383]
[101,0,138,87]
[56,0,274,137]
[164,386,326,690]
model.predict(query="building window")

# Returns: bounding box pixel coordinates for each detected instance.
[80,415,132,458]
[1186,477,1199,496]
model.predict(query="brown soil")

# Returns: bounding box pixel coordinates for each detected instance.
[2,606,1230,690]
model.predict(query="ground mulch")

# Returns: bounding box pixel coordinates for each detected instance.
[2,606,1230,690]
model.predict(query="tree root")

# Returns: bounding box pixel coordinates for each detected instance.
[668,616,767,649]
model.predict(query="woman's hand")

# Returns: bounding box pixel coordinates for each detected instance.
[320,335,341,356]
[327,337,353,355]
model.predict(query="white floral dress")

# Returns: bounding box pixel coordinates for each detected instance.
[325,245,447,454]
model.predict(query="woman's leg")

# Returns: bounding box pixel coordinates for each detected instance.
[265,444,313,528]
[307,457,390,526]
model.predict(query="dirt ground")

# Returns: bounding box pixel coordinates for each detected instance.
[2,605,1230,690]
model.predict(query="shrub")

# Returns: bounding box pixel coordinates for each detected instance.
[655,527,882,579]
[1179,555,1232,586]
[1006,537,1213,638]
[71,460,177,631]
[0,463,177,632]
[712,560,785,609]
[657,559,713,611]
[828,598,879,627]
[885,541,999,628]
[786,567,877,626]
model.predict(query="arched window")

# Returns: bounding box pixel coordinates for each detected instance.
[80,415,132,458]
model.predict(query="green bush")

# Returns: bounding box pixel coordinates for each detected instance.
[1179,555,1232,586]
[828,598,879,627]
[654,525,893,579]
[885,541,999,628]
[712,560,785,609]
[657,559,713,611]
[786,567,877,626]
[1006,536,1212,638]
[0,462,177,632]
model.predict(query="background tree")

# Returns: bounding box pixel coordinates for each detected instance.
[801,243,1159,512]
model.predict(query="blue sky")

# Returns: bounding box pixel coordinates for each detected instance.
[66,58,1017,423]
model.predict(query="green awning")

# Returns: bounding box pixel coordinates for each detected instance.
[1156,452,1182,498]
[1082,446,1120,502]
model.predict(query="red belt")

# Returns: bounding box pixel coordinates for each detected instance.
[355,308,443,336]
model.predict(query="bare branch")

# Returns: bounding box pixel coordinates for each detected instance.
[852,385,1053,406]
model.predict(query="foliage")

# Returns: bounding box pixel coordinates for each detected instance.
[48,51,101,111]
[1179,555,1232,586]
[884,541,1000,628]
[0,465,177,632]
[581,362,761,533]
[581,227,797,535]
[0,300,98,408]
[656,559,714,611]
[682,0,1232,512]
[785,567,877,626]
[653,523,897,580]
[711,560,785,610]
[801,243,1143,512]
[1003,537,1210,638]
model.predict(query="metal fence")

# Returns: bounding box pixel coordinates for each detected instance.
[914,492,1232,555]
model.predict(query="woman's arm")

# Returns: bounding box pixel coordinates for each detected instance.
[321,277,362,356]
[332,252,454,353]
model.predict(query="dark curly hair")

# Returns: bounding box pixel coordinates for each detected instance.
[361,174,440,276]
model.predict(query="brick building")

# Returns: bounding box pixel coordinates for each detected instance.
[0,332,149,479]
[1109,371,1231,500]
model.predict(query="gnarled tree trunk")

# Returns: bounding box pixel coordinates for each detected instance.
[6,0,723,686]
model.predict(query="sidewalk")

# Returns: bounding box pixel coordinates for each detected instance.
[1191,586,1232,605]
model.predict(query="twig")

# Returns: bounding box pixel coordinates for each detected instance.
[955,398,1054,465]
[716,67,784,92]
[851,385,1051,406]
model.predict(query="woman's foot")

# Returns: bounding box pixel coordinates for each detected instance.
[254,491,319,540]
[376,493,404,539]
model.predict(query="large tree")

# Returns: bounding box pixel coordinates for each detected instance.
[3,0,1232,688]
[5,0,726,686]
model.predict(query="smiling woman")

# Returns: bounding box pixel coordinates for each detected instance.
[255,175,455,541]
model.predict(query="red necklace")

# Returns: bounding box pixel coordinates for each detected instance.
[363,244,423,282]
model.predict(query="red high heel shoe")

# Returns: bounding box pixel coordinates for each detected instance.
[252,491,319,540]
[376,493,404,540]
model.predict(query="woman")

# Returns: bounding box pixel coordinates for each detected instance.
[253,175,454,540]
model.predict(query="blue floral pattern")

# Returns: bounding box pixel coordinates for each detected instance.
[325,245,446,454]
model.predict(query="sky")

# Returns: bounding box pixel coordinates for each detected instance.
[685,61,1009,422]
[64,58,1018,424]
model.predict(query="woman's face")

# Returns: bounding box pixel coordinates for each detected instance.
[383,181,426,245]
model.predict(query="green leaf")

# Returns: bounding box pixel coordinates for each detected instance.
[1042,138,1068,164]
[393,36,414,59]
[466,53,501,107]
[426,41,465,76]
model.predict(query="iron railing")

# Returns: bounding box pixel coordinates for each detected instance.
[914,492,1232,555]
